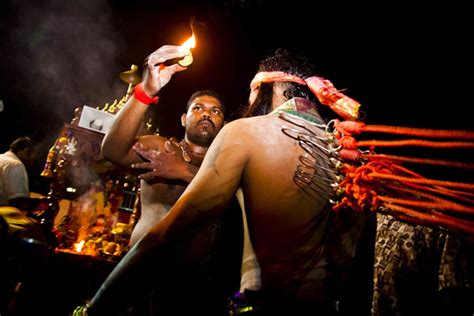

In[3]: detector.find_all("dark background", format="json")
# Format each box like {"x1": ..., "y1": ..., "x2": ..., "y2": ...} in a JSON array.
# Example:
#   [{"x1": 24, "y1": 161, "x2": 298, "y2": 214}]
[
  {"x1": 0, "y1": 0, "x2": 472, "y2": 193},
  {"x1": 0, "y1": 2, "x2": 472, "y2": 315}
]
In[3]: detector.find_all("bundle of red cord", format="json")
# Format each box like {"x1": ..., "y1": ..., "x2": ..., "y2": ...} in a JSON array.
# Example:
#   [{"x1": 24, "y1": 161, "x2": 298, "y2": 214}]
[{"x1": 331, "y1": 120, "x2": 474, "y2": 238}]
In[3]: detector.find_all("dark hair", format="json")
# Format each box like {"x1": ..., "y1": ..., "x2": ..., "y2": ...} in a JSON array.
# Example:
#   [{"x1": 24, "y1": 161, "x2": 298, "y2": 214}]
[
  {"x1": 9, "y1": 136, "x2": 33, "y2": 153},
  {"x1": 186, "y1": 89, "x2": 226, "y2": 116},
  {"x1": 258, "y1": 48, "x2": 316, "y2": 79},
  {"x1": 241, "y1": 49, "x2": 334, "y2": 121}
]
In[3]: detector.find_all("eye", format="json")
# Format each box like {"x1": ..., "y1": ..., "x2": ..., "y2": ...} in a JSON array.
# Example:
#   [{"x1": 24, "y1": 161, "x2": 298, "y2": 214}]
[
  {"x1": 213, "y1": 108, "x2": 222, "y2": 115},
  {"x1": 192, "y1": 105, "x2": 202, "y2": 111}
]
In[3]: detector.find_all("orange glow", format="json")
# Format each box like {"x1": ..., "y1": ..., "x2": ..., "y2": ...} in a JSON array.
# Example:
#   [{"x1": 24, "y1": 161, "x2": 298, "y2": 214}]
[
  {"x1": 74, "y1": 240, "x2": 85, "y2": 252},
  {"x1": 180, "y1": 34, "x2": 196, "y2": 51}
]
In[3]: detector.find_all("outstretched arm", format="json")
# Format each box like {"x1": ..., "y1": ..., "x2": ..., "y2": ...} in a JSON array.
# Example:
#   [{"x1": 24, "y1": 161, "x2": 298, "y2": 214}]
[
  {"x1": 101, "y1": 45, "x2": 187, "y2": 169},
  {"x1": 86, "y1": 121, "x2": 249, "y2": 315}
]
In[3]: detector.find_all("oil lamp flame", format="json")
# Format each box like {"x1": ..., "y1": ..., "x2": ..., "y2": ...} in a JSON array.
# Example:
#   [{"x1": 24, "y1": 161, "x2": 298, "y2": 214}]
[
  {"x1": 176, "y1": 33, "x2": 195, "y2": 67},
  {"x1": 180, "y1": 34, "x2": 196, "y2": 52}
]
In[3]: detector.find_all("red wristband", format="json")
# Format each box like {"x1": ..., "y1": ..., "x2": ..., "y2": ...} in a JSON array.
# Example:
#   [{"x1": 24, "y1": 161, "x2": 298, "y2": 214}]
[{"x1": 134, "y1": 83, "x2": 159, "y2": 105}]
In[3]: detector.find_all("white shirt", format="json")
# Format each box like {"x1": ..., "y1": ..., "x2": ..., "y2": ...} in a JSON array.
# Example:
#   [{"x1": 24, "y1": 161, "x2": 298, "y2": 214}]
[{"x1": 0, "y1": 151, "x2": 29, "y2": 206}]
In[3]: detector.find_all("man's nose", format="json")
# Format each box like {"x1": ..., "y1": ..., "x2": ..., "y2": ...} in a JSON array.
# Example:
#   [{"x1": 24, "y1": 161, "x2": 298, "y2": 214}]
[{"x1": 202, "y1": 110, "x2": 211, "y2": 118}]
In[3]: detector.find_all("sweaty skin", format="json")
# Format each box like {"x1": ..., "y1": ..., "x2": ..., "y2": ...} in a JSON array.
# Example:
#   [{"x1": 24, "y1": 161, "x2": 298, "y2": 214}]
[
  {"x1": 89, "y1": 98, "x2": 337, "y2": 314},
  {"x1": 103, "y1": 99, "x2": 223, "y2": 247},
  {"x1": 129, "y1": 136, "x2": 195, "y2": 246},
  {"x1": 173, "y1": 112, "x2": 335, "y2": 303}
]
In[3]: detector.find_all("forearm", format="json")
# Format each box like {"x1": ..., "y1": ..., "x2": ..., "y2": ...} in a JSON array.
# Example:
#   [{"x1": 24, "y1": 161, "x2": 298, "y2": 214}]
[
  {"x1": 86, "y1": 220, "x2": 203, "y2": 315},
  {"x1": 102, "y1": 45, "x2": 187, "y2": 168},
  {"x1": 87, "y1": 230, "x2": 165, "y2": 315},
  {"x1": 101, "y1": 96, "x2": 150, "y2": 168}
]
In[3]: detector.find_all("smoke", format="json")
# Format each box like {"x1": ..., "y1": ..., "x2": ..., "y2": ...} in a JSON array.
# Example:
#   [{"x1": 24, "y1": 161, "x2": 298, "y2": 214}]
[
  {"x1": 0, "y1": 0, "x2": 131, "y2": 192},
  {"x1": 2, "y1": 0, "x2": 126, "y2": 136}
]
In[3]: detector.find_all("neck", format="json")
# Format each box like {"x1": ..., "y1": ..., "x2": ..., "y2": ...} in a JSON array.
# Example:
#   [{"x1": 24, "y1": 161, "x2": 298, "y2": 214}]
[{"x1": 181, "y1": 139, "x2": 208, "y2": 157}]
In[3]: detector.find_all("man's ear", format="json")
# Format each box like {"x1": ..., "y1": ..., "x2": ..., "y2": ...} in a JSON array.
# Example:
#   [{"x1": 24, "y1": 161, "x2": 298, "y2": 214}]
[{"x1": 181, "y1": 114, "x2": 186, "y2": 127}]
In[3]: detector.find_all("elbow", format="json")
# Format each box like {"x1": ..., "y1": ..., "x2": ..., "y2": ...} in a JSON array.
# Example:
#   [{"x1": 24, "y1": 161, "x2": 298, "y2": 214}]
[
  {"x1": 101, "y1": 139, "x2": 114, "y2": 162},
  {"x1": 101, "y1": 137, "x2": 123, "y2": 167}
]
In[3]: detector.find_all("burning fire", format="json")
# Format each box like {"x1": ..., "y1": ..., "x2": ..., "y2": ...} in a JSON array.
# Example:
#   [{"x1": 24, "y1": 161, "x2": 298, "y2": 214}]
[
  {"x1": 180, "y1": 33, "x2": 196, "y2": 52},
  {"x1": 74, "y1": 240, "x2": 85, "y2": 252},
  {"x1": 176, "y1": 33, "x2": 196, "y2": 67}
]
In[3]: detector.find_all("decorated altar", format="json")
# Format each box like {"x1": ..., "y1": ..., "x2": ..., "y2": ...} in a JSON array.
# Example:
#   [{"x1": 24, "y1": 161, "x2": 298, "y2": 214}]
[{"x1": 40, "y1": 65, "x2": 151, "y2": 259}]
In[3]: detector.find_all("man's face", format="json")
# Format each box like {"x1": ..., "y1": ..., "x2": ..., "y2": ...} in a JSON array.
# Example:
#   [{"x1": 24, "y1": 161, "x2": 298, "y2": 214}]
[{"x1": 182, "y1": 95, "x2": 225, "y2": 147}]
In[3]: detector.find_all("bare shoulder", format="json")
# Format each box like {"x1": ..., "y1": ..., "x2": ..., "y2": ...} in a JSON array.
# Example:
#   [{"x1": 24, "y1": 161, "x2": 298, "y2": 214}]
[
  {"x1": 222, "y1": 116, "x2": 273, "y2": 135},
  {"x1": 225, "y1": 115, "x2": 282, "y2": 137},
  {"x1": 136, "y1": 134, "x2": 168, "y2": 150}
]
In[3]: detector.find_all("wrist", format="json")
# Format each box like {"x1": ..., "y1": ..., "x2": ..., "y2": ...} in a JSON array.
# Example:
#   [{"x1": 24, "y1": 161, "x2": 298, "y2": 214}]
[{"x1": 133, "y1": 83, "x2": 159, "y2": 105}]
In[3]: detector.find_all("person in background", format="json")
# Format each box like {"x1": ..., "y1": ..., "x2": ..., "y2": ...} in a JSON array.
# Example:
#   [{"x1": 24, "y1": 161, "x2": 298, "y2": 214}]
[
  {"x1": 0, "y1": 136, "x2": 40, "y2": 210},
  {"x1": 0, "y1": 136, "x2": 50, "y2": 316}
]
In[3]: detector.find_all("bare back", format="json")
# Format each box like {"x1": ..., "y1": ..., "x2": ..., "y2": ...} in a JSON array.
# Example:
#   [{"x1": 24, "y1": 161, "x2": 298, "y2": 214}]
[
  {"x1": 239, "y1": 114, "x2": 335, "y2": 303},
  {"x1": 170, "y1": 104, "x2": 337, "y2": 304}
]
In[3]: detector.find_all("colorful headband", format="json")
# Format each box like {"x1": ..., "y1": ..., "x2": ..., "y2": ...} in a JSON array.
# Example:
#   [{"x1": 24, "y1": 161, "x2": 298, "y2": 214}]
[{"x1": 249, "y1": 71, "x2": 360, "y2": 120}]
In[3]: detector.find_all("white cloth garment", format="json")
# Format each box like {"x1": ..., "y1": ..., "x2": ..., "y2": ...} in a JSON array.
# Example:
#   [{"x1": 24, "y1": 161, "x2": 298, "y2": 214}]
[
  {"x1": 0, "y1": 151, "x2": 29, "y2": 206},
  {"x1": 236, "y1": 187, "x2": 262, "y2": 292}
]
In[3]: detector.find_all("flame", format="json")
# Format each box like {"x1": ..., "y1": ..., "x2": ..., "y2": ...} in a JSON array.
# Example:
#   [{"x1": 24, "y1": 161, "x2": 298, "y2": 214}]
[
  {"x1": 180, "y1": 34, "x2": 196, "y2": 51},
  {"x1": 74, "y1": 240, "x2": 85, "y2": 252}
]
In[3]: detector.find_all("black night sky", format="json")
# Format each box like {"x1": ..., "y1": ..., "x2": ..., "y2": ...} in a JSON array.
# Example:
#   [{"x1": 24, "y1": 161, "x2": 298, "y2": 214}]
[{"x1": 0, "y1": 0, "x2": 472, "y2": 192}]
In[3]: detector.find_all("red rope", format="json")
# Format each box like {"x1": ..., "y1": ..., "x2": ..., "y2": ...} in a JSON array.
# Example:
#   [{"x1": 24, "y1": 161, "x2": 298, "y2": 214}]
[
  {"x1": 378, "y1": 196, "x2": 474, "y2": 214},
  {"x1": 370, "y1": 172, "x2": 474, "y2": 190},
  {"x1": 366, "y1": 153, "x2": 474, "y2": 169},
  {"x1": 357, "y1": 139, "x2": 474, "y2": 149},
  {"x1": 331, "y1": 119, "x2": 473, "y2": 237},
  {"x1": 384, "y1": 182, "x2": 474, "y2": 206},
  {"x1": 383, "y1": 204, "x2": 474, "y2": 235},
  {"x1": 335, "y1": 120, "x2": 474, "y2": 139}
]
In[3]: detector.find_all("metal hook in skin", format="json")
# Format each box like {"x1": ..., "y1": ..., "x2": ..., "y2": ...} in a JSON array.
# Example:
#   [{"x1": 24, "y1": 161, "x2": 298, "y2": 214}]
[
  {"x1": 299, "y1": 155, "x2": 338, "y2": 175},
  {"x1": 278, "y1": 111, "x2": 327, "y2": 130},
  {"x1": 299, "y1": 139, "x2": 337, "y2": 156},
  {"x1": 282, "y1": 126, "x2": 341, "y2": 155},
  {"x1": 296, "y1": 165, "x2": 335, "y2": 185},
  {"x1": 281, "y1": 127, "x2": 328, "y2": 143},
  {"x1": 294, "y1": 176, "x2": 334, "y2": 198}
]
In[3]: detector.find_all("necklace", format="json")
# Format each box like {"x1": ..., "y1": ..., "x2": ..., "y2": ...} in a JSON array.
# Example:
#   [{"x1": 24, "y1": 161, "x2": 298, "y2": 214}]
[{"x1": 179, "y1": 139, "x2": 205, "y2": 163}]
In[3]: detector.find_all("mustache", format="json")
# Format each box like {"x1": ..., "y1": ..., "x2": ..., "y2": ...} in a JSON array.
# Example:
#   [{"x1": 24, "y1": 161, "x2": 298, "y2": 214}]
[{"x1": 198, "y1": 118, "x2": 215, "y2": 128}]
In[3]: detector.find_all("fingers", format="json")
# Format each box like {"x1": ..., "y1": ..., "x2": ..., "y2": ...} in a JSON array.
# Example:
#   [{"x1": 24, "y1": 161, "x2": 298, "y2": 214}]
[
  {"x1": 142, "y1": 45, "x2": 190, "y2": 95},
  {"x1": 133, "y1": 145, "x2": 160, "y2": 161},
  {"x1": 131, "y1": 162, "x2": 155, "y2": 170},
  {"x1": 167, "y1": 63, "x2": 187, "y2": 74},
  {"x1": 137, "y1": 170, "x2": 158, "y2": 181},
  {"x1": 164, "y1": 140, "x2": 174, "y2": 153},
  {"x1": 164, "y1": 139, "x2": 180, "y2": 153},
  {"x1": 147, "y1": 45, "x2": 186, "y2": 67}
]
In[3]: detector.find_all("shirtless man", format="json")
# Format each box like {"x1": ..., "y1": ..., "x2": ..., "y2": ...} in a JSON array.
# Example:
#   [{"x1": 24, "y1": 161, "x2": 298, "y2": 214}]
[
  {"x1": 101, "y1": 45, "x2": 226, "y2": 247},
  {"x1": 81, "y1": 49, "x2": 363, "y2": 315},
  {"x1": 100, "y1": 45, "x2": 240, "y2": 314}
]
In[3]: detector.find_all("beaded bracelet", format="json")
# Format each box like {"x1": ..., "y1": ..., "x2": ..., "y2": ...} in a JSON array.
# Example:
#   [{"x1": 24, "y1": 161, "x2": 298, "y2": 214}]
[{"x1": 134, "y1": 83, "x2": 159, "y2": 105}]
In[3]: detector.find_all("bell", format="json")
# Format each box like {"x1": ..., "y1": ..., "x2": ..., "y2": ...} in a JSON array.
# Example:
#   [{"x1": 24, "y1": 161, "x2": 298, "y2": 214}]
[{"x1": 120, "y1": 64, "x2": 141, "y2": 85}]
